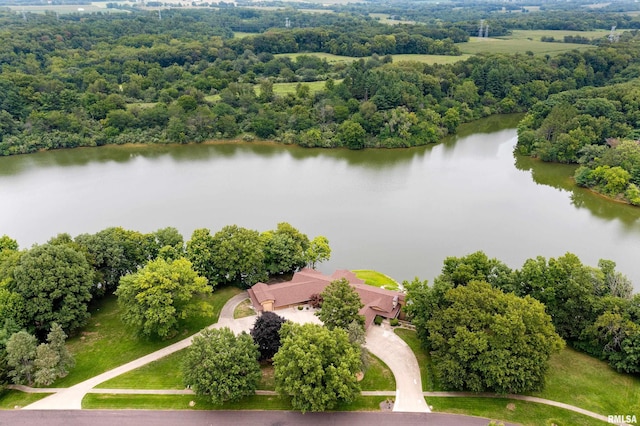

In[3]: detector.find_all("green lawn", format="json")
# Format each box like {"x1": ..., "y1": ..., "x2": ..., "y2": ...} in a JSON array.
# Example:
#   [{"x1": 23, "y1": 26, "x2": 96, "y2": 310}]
[
  {"x1": 429, "y1": 397, "x2": 608, "y2": 426},
  {"x1": 97, "y1": 349, "x2": 186, "y2": 390},
  {"x1": 233, "y1": 299, "x2": 256, "y2": 319},
  {"x1": 459, "y1": 37, "x2": 596, "y2": 56},
  {"x1": 360, "y1": 353, "x2": 396, "y2": 391},
  {"x1": 353, "y1": 270, "x2": 400, "y2": 291},
  {"x1": 398, "y1": 328, "x2": 640, "y2": 418},
  {"x1": 530, "y1": 347, "x2": 640, "y2": 416},
  {"x1": 394, "y1": 328, "x2": 441, "y2": 391},
  {"x1": 83, "y1": 393, "x2": 384, "y2": 411},
  {"x1": 98, "y1": 346, "x2": 394, "y2": 392},
  {"x1": 54, "y1": 286, "x2": 242, "y2": 387},
  {"x1": 0, "y1": 390, "x2": 50, "y2": 409}
]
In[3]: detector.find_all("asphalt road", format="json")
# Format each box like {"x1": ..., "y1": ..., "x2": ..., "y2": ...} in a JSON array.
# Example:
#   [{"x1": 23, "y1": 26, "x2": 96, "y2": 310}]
[{"x1": 0, "y1": 410, "x2": 517, "y2": 426}]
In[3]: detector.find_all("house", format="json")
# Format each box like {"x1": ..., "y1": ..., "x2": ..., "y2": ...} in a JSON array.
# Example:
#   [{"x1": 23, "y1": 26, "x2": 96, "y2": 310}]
[{"x1": 248, "y1": 268, "x2": 405, "y2": 329}]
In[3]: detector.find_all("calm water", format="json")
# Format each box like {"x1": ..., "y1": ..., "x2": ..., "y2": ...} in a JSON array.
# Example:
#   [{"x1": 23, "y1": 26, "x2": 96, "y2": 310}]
[{"x1": 1, "y1": 115, "x2": 639, "y2": 288}]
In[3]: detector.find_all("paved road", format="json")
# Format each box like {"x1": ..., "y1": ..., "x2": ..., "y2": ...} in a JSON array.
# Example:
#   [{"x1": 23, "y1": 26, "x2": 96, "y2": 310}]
[{"x1": 0, "y1": 410, "x2": 517, "y2": 426}]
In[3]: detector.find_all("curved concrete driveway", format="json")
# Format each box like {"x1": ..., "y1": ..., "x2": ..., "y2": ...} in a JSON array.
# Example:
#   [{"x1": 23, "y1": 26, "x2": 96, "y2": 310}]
[
  {"x1": 365, "y1": 324, "x2": 430, "y2": 413},
  {"x1": 24, "y1": 293, "x2": 423, "y2": 412},
  {"x1": 24, "y1": 293, "x2": 252, "y2": 410}
]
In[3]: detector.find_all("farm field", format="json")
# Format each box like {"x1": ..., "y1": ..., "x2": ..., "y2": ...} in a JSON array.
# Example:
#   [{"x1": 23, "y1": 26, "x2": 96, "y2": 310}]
[
  {"x1": 505, "y1": 29, "x2": 614, "y2": 40},
  {"x1": 459, "y1": 36, "x2": 596, "y2": 56},
  {"x1": 6, "y1": 4, "x2": 128, "y2": 14},
  {"x1": 275, "y1": 52, "x2": 470, "y2": 64}
]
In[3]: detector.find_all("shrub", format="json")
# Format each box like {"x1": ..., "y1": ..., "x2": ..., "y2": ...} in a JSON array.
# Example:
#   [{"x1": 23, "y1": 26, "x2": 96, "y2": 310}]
[
  {"x1": 390, "y1": 318, "x2": 399, "y2": 327},
  {"x1": 374, "y1": 316, "x2": 383, "y2": 326}
]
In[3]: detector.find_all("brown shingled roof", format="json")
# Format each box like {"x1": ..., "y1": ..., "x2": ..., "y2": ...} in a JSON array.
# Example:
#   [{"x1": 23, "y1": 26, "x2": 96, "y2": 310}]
[{"x1": 249, "y1": 269, "x2": 404, "y2": 329}]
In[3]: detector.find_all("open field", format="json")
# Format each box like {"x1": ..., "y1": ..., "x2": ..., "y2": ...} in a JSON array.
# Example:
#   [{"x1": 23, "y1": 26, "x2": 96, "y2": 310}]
[
  {"x1": 275, "y1": 52, "x2": 358, "y2": 63},
  {"x1": 369, "y1": 13, "x2": 416, "y2": 25},
  {"x1": 506, "y1": 29, "x2": 613, "y2": 41},
  {"x1": 429, "y1": 397, "x2": 608, "y2": 426},
  {"x1": 392, "y1": 54, "x2": 471, "y2": 64},
  {"x1": 269, "y1": 80, "x2": 329, "y2": 95},
  {"x1": 459, "y1": 37, "x2": 596, "y2": 56},
  {"x1": 6, "y1": 5, "x2": 128, "y2": 14},
  {"x1": 232, "y1": 32, "x2": 257, "y2": 39},
  {"x1": 276, "y1": 52, "x2": 470, "y2": 65},
  {"x1": 352, "y1": 270, "x2": 400, "y2": 291},
  {"x1": 52, "y1": 286, "x2": 242, "y2": 387}
]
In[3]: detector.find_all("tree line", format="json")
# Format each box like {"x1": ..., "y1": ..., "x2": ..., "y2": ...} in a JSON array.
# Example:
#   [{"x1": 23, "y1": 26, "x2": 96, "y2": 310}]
[
  {"x1": 2, "y1": 9, "x2": 640, "y2": 155},
  {"x1": 0, "y1": 223, "x2": 330, "y2": 385},
  {"x1": 517, "y1": 80, "x2": 640, "y2": 206},
  {"x1": 405, "y1": 251, "x2": 639, "y2": 394}
]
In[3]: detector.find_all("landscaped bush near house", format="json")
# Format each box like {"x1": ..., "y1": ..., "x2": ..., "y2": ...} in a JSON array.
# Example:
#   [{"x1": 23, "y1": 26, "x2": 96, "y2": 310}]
[
  {"x1": 390, "y1": 318, "x2": 399, "y2": 327},
  {"x1": 374, "y1": 316, "x2": 383, "y2": 326}
]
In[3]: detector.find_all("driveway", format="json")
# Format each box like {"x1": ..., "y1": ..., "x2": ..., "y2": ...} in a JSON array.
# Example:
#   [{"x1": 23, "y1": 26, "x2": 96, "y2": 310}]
[
  {"x1": 365, "y1": 324, "x2": 430, "y2": 413},
  {"x1": 23, "y1": 294, "x2": 423, "y2": 412}
]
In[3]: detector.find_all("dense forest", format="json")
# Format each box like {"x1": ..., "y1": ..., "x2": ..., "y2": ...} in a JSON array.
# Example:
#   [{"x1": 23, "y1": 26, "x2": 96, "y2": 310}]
[
  {"x1": 2, "y1": 8, "x2": 640, "y2": 155},
  {"x1": 517, "y1": 81, "x2": 640, "y2": 205}
]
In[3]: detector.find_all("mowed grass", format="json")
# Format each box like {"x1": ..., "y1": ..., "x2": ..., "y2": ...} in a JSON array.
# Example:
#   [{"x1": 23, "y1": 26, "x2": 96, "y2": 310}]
[
  {"x1": 276, "y1": 52, "x2": 358, "y2": 63},
  {"x1": 506, "y1": 29, "x2": 613, "y2": 41},
  {"x1": 269, "y1": 80, "x2": 329, "y2": 96},
  {"x1": 360, "y1": 353, "x2": 396, "y2": 391},
  {"x1": 394, "y1": 328, "x2": 441, "y2": 391},
  {"x1": 83, "y1": 393, "x2": 384, "y2": 411},
  {"x1": 398, "y1": 327, "x2": 640, "y2": 418},
  {"x1": 98, "y1": 346, "x2": 394, "y2": 391},
  {"x1": 204, "y1": 80, "x2": 334, "y2": 104},
  {"x1": 97, "y1": 349, "x2": 187, "y2": 390},
  {"x1": 276, "y1": 52, "x2": 469, "y2": 65},
  {"x1": 0, "y1": 390, "x2": 50, "y2": 409},
  {"x1": 233, "y1": 299, "x2": 256, "y2": 319},
  {"x1": 391, "y1": 54, "x2": 471, "y2": 64},
  {"x1": 531, "y1": 347, "x2": 640, "y2": 415},
  {"x1": 429, "y1": 397, "x2": 608, "y2": 426},
  {"x1": 459, "y1": 37, "x2": 596, "y2": 56},
  {"x1": 53, "y1": 286, "x2": 242, "y2": 387},
  {"x1": 352, "y1": 269, "x2": 400, "y2": 291}
]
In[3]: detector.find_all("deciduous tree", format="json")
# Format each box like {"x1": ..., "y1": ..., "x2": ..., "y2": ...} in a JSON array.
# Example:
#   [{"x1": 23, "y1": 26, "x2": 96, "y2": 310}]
[
  {"x1": 116, "y1": 258, "x2": 211, "y2": 338},
  {"x1": 305, "y1": 236, "x2": 331, "y2": 269},
  {"x1": 10, "y1": 244, "x2": 93, "y2": 336},
  {"x1": 250, "y1": 311, "x2": 287, "y2": 361},
  {"x1": 427, "y1": 281, "x2": 564, "y2": 394},
  {"x1": 316, "y1": 278, "x2": 363, "y2": 330},
  {"x1": 182, "y1": 327, "x2": 261, "y2": 405},
  {"x1": 273, "y1": 323, "x2": 361, "y2": 412}
]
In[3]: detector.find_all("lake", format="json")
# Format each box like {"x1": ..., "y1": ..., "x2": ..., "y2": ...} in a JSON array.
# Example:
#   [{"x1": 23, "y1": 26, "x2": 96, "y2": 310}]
[{"x1": 1, "y1": 114, "x2": 639, "y2": 289}]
